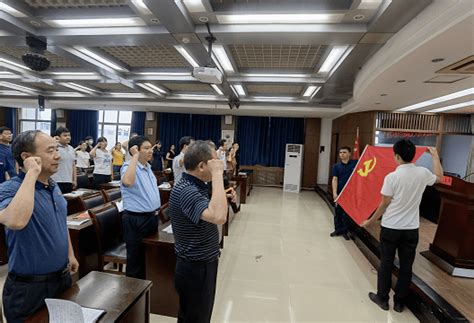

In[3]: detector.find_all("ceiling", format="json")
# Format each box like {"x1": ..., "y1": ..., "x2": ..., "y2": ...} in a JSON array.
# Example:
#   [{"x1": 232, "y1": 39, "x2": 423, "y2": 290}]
[{"x1": 0, "y1": 0, "x2": 471, "y2": 117}]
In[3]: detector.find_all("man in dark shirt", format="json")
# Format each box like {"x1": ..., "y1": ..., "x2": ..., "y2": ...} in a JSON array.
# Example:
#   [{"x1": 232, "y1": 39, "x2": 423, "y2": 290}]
[
  {"x1": 331, "y1": 146, "x2": 358, "y2": 240},
  {"x1": 0, "y1": 126, "x2": 17, "y2": 183},
  {"x1": 169, "y1": 140, "x2": 230, "y2": 323},
  {"x1": 0, "y1": 130, "x2": 79, "y2": 322}
]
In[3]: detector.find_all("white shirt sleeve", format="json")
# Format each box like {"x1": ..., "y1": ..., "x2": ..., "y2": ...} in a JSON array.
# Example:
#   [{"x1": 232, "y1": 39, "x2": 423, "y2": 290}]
[
  {"x1": 380, "y1": 174, "x2": 394, "y2": 197},
  {"x1": 424, "y1": 168, "x2": 438, "y2": 186}
]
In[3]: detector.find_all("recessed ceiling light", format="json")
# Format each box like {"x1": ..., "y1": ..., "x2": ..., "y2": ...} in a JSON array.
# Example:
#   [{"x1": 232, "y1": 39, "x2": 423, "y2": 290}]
[
  {"x1": 425, "y1": 100, "x2": 474, "y2": 113},
  {"x1": 358, "y1": 0, "x2": 383, "y2": 10},
  {"x1": 231, "y1": 84, "x2": 246, "y2": 97},
  {"x1": 138, "y1": 72, "x2": 191, "y2": 76},
  {"x1": 318, "y1": 46, "x2": 349, "y2": 74},
  {"x1": 0, "y1": 57, "x2": 31, "y2": 70},
  {"x1": 150, "y1": 18, "x2": 160, "y2": 24},
  {"x1": 174, "y1": 45, "x2": 200, "y2": 68},
  {"x1": 183, "y1": 0, "x2": 207, "y2": 13},
  {"x1": 0, "y1": 3, "x2": 27, "y2": 18},
  {"x1": 61, "y1": 82, "x2": 98, "y2": 94},
  {"x1": 431, "y1": 58, "x2": 445, "y2": 63},
  {"x1": 137, "y1": 83, "x2": 166, "y2": 96},
  {"x1": 397, "y1": 80, "x2": 406, "y2": 83},
  {"x1": 131, "y1": 0, "x2": 153, "y2": 14},
  {"x1": 242, "y1": 73, "x2": 309, "y2": 78},
  {"x1": 216, "y1": 13, "x2": 344, "y2": 24},
  {"x1": 199, "y1": 17, "x2": 209, "y2": 23},
  {"x1": 108, "y1": 92, "x2": 149, "y2": 98},
  {"x1": 0, "y1": 81, "x2": 38, "y2": 93},
  {"x1": 353, "y1": 15, "x2": 365, "y2": 21},
  {"x1": 211, "y1": 84, "x2": 224, "y2": 95},
  {"x1": 30, "y1": 21, "x2": 41, "y2": 27},
  {"x1": 45, "y1": 17, "x2": 146, "y2": 28},
  {"x1": 302, "y1": 85, "x2": 320, "y2": 98},
  {"x1": 397, "y1": 87, "x2": 474, "y2": 112},
  {"x1": 212, "y1": 45, "x2": 235, "y2": 73},
  {"x1": 72, "y1": 47, "x2": 128, "y2": 72}
]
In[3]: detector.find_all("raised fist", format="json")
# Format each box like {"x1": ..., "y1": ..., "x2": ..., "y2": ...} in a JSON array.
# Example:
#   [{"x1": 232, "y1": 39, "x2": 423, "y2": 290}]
[{"x1": 23, "y1": 156, "x2": 42, "y2": 174}]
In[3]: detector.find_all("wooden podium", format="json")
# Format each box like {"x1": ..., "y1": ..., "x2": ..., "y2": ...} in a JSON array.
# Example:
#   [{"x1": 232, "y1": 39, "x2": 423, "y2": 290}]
[{"x1": 424, "y1": 176, "x2": 474, "y2": 277}]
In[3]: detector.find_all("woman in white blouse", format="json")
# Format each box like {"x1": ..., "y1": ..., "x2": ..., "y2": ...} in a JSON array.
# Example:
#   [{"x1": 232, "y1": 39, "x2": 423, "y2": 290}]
[
  {"x1": 90, "y1": 137, "x2": 113, "y2": 189},
  {"x1": 75, "y1": 141, "x2": 90, "y2": 172}
]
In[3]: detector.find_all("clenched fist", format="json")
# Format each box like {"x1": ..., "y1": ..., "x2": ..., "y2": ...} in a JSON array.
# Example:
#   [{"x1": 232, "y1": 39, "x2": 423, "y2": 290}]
[
  {"x1": 207, "y1": 159, "x2": 224, "y2": 175},
  {"x1": 130, "y1": 145, "x2": 139, "y2": 157},
  {"x1": 23, "y1": 157, "x2": 42, "y2": 175}
]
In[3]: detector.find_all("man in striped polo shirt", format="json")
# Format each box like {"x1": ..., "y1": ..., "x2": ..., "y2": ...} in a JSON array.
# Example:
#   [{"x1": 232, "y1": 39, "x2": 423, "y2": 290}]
[{"x1": 169, "y1": 140, "x2": 228, "y2": 323}]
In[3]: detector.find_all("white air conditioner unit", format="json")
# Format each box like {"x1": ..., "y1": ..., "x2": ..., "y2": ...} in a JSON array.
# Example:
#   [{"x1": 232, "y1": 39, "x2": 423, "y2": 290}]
[{"x1": 283, "y1": 144, "x2": 304, "y2": 193}]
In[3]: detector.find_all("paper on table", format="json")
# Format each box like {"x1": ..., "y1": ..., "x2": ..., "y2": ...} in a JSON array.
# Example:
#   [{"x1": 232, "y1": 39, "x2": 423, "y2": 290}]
[
  {"x1": 63, "y1": 191, "x2": 86, "y2": 198},
  {"x1": 158, "y1": 182, "x2": 171, "y2": 189},
  {"x1": 162, "y1": 224, "x2": 173, "y2": 234},
  {"x1": 67, "y1": 219, "x2": 90, "y2": 226},
  {"x1": 45, "y1": 298, "x2": 105, "y2": 323},
  {"x1": 115, "y1": 200, "x2": 124, "y2": 212}
]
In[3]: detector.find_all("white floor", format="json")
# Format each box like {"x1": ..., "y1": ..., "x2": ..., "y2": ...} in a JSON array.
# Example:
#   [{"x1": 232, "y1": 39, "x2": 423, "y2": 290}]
[{"x1": 0, "y1": 187, "x2": 419, "y2": 322}]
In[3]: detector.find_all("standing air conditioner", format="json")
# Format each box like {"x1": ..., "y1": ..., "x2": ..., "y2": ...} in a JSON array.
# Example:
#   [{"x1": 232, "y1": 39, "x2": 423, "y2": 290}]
[{"x1": 283, "y1": 144, "x2": 304, "y2": 193}]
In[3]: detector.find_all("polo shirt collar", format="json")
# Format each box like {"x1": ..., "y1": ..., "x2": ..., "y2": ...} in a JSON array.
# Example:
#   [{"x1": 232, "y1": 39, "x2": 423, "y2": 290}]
[
  {"x1": 182, "y1": 173, "x2": 207, "y2": 190},
  {"x1": 137, "y1": 160, "x2": 150, "y2": 170},
  {"x1": 18, "y1": 171, "x2": 56, "y2": 190},
  {"x1": 397, "y1": 163, "x2": 415, "y2": 169}
]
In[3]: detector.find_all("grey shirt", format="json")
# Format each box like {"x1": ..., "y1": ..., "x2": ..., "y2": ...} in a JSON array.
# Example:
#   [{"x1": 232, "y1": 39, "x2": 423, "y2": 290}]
[
  {"x1": 172, "y1": 152, "x2": 185, "y2": 184},
  {"x1": 52, "y1": 144, "x2": 75, "y2": 183}
]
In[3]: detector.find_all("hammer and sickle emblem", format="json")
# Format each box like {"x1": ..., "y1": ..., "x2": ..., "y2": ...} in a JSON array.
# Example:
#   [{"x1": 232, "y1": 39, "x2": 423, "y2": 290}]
[{"x1": 357, "y1": 158, "x2": 377, "y2": 177}]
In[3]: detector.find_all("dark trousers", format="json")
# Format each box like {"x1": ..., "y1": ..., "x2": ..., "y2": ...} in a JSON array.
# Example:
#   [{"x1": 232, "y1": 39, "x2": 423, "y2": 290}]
[
  {"x1": 377, "y1": 226, "x2": 419, "y2": 304},
  {"x1": 2, "y1": 272, "x2": 71, "y2": 322},
  {"x1": 122, "y1": 211, "x2": 158, "y2": 279},
  {"x1": 175, "y1": 257, "x2": 219, "y2": 323},
  {"x1": 113, "y1": 165, "x2": 122, "y2": 180},
  {"x1": 92, "y1": 174, "x2": 111, "y2": 189},
  {"x1": 57, "y1": 182, "x2": 73, "y2": 194},
  {"x1": 334, "y1": 204, "x2": 351, "y2": 234}
]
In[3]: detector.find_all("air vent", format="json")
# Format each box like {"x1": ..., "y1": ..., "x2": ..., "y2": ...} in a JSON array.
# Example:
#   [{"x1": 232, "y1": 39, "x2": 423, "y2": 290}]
[
  {"x1": 284, "y1": 183, "x2": 298, "y2": 192},
  {"x1": 425, "y1": 75, "x2": 468, "y2": 84},
  {"x1": 436, "y1": 55, "x2": 474, "y2": 75},
  {"x1": 287, "y1": 144, "x2": 301, "y2": 153}
]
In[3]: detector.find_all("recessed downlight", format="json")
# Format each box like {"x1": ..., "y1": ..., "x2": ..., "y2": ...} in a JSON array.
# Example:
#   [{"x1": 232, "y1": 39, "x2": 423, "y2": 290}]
[
  {"x1": 397, "y1": 80, "x2": 406, "y2": 83},
  {"x1": 431, "y1": 58, "x2": 445, "y2": 63},
  {"x1": 353, "y1": 15, "x2": 365, "y2": 21}
]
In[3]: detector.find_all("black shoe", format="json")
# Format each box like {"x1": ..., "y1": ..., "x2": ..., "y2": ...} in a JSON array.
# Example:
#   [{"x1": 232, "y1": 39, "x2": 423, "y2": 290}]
[
  {"x1": 330, "y1": 231, "x2": 339, "y2": 237},
  {"x1": 394, "y1": 302, "x2": 404, "y2": 313},
  {"x1": 368, "y1": 292, "x2": 389, "y2": 311},
  {"x1": 342, "y1": 233, "x2": 350, "y2": 241}
]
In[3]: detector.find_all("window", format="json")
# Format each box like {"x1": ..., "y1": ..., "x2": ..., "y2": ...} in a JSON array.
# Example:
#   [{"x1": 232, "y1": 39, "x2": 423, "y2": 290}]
[
  {"x1": 19, "y1": 108, "x2": 52, "y2": 134},
  {"x1": 97, "y1": 110, "x2": 132, "y2": 147}
]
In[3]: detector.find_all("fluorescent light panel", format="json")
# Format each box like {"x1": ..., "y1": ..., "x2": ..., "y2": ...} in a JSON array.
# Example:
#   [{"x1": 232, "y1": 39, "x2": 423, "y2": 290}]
[
  {"x1": 0, "y1": 3, "x2": 27, "y2": 18},
  {"x1": 61, "y1": 82, "x2": 97, "y2": 93},
  {"x1": 0, "y1": 58, "x2": 30, "y2": 70},
  {"x1": 174, "y1": 46, "x2": 199, "y2": 68},
  {"x1": 398, "y1": 88, "x2": 474, "y2": 112},
  {"x1": 231, "y1": 84, "x2": 246, "y2": 97},
  {"x1": 137, "y1": 83, "x2": 165, "y2": 96},
  {"x1": 0, "y1": 81, "x2": 37, "y2": 92},
  {"x1": 212, "y1": 45, "x2": 234, "y2": 73},
  {"x1": 73, "y1": 47, "x2": 128, "y2": 72},
  {"x1": 131, "y1": 0, "x2": 153, "y2": 14},
  {"x1": 183, "y1": 0, "x2": 206, "y2": 13},
  {"x1": 216, "y1": 13, "x2": 344, "y2": 24},
  {"x1": 242, "y1": 73, "x2": 309, "y2": 78},
  {"x1": 303, "y1": 85, "x2": 320, "y2": 97},
  {"x1": 425, "y1": 100, "x2": 474, "y2": 113},
  {"x1": 50, "y1": 72, "x2": 97, "y2": 76},
  {"x1": 138, "y1": 72, "x2": 191, "y2": 76},
  {"x1": 358, "y1": 0, "x2": 383, "y2": 10},
  {"x1": 45, "y1": 17, "x2": 146, "y2": 28},
  {"x1": 211, "y1": 84, "x2": 224, "y2": 95},
  {"x1": 50, "y1": 92, "x2": 85, "y2": 97},
  {"x1": 0, "y1": 90, "x2": 27, "y2": 96},
  {"x1": 108, "y1": 92, "x2": 148, "y2": 98},
  {"x1": 174, "y1": 94, "x2": 218, "y2": 100},
  {"x1": 318, "y1": 46, "x2": 348, "y2": 73}
]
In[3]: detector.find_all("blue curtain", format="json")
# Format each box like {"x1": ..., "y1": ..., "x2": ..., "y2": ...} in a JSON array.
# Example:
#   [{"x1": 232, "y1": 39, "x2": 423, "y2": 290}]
[
  {"x1": 5, "y1": 107, "x2": 17, "y2": 136},
  {"x1": 236, "y1": 116, "x2": 270, "y2": 166},
  {"x1": 236, "y1": 116, "x2": 304, "y2": 167},
  {"x1": 267, "y1": 117, "x2": 305, "y2": 167},
  {"x1": 159, "y1": 113, "x2": 192, "y2": 153},
  {"x1": 131, "y1": 111, "x2": 146, "y2": 136},
  {"x1": 67, "y1": 110, "x2": 99, "y2": 147},
  {"x1": 189, "y1": 114, "x2": 221, "y2": 144}
]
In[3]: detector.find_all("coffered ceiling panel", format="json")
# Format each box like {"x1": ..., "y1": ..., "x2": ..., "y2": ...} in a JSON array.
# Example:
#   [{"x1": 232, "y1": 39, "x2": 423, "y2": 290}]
[
  {"x1": 0, "y1": 47, "x2": 81, "y2": 68},
  {"x1": 99, "y1": 46, "x2": 191, "y2": 68},
  {"x1": 23, "y1": 0, "x2": 128, "y2": 9},
  {"x1": 230, "y1": 44, "x2": 328, "y2": 69},
  {"x1": 246, "y1": 84, "x2": 303, "y2": 95},
  {"x1": 162, "y1": 82, "x2": 213, "y2": 93}
]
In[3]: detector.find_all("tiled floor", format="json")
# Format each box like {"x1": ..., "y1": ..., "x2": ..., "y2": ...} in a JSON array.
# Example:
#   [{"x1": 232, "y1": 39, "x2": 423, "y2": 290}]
[{"x1": 1, "y1": 187, "x2": 419, "y2": 322}]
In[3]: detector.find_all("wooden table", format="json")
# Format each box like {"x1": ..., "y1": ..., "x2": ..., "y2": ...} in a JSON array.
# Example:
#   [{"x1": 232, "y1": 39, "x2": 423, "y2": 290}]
[
  {"x1": 233, "y1": 173, "x2": 253, "y2": 204},
  {"x1": 64, "y1": 189, "x2": 99, "y2": 215},
  {"x1": 26, "y1": 271, "x2": 152, "y2": 323}
]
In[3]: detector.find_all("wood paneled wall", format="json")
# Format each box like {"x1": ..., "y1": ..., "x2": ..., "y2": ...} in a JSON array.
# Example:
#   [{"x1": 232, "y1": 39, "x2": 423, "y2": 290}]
[{"x1": 302, "y1": 118, "x2": 321, "y2": 189}]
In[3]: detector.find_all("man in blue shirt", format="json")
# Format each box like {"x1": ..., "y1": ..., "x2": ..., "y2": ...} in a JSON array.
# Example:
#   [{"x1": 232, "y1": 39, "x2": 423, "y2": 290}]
[
  {"x1": 121, "y1": 135, "x2": 161, "y2": 279},
  {"x1": 169, "y1": 140, "x2": 231, "y2": 323},
  {"x1": 0, "y1": 126, "x2": 17, "y2": 183},
  {"x1": 0, "y1": 130, "x2": 79, "y2": 322},
  {"x1": 331, "y1": 146, "x2": 358, "y2": 240}
]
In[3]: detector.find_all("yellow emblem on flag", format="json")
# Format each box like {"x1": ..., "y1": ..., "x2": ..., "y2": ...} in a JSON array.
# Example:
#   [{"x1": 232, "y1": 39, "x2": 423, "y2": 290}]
[{"x1": 357, "y1": 157, "x2": 377, "y2": 177}]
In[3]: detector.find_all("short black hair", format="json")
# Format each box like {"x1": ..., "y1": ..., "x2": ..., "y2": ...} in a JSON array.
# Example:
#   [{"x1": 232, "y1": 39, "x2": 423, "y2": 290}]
[
  {"x1": 393, "y1": 139, "x2": 416, "y2": 162},
  {"x1": 78, "y1": 140, "x2": 85, "y2": 145},
  {"x1": 219, "y1": 139, "x2": 226, "y2": 147},
  {"x1": 97, "y1": 136, "x2": 107, "y2": 143},
  {"x1": 128, "y1": 135, "x2": 151, "y2": 151},
  {"x1": 184, "y1": 140, "x2": 215, "y2": 171},
  {"x1": 0, "y1": 126, "x2": 12, "y2": 135},
  {"x1": 339, "y1": 146, "x2": 351, "y2": 152},
  {"x1": 84, "y1": 136, "x2": 93, "y2": 140},
  {"x1": 54, "y1": 126, "x2": 70, "y2": 137},
  {"x1": 179, "y1": 136, "x2": 193, "y2": 150},
  {"x1": 12, "y1": 130, "x2": 42, "y2": 167}
]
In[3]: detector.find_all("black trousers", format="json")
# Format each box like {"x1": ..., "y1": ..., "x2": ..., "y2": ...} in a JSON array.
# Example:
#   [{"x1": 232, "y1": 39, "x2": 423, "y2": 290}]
[
  {"x1": 2, "y1": 272, "x2": 71, "y2": 322},
  {"x1": 377, "y1": 226, "x2": 419, "y2": 304},
  {"x1": 122, "y1": 211, "x2": 158, "y2": 279},
  {"x1": 334, "y1": 204, "x2": 351, "y2": 234},
  {"x1": 175, "y1": 257, "x2": 219, "y2": 323},
  {"x1": 92, "y1": 174, "x2": 111, "y2": 189},
  {"x1": 57, "y1": 182, "x2": 73, "y2": 194}
]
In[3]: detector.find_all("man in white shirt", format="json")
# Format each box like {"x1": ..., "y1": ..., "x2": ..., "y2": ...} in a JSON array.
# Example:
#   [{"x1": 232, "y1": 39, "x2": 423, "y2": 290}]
[
  {"x1": 173, "y1": 136, "x2": 193, "y2": 184},
  {"x1": 362, "y1": 140, "x2": 442, "y2": 313},
  {"x1": 216, "y1": 139, "x2": 228, "y2": 172},
  {"x1": 51, "y1": 127, "x2": 76, "y2": 193}
]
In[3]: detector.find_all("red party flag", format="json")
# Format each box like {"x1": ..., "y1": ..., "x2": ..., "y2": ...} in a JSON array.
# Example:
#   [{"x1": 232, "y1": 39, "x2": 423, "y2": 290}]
[{"x1": 335, "y1": 145, "x2": 427, "y2": 225}]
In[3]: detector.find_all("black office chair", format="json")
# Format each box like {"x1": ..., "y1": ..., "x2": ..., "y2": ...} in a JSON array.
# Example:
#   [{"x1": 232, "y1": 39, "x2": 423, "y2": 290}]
[
  {"x1": 76, "y1": 173, "x2": 90, "y2": 189},
  {"x1": 81, "y1": 193, "x2": 106, "y2": 210},
  {"x1": 89, "y1": 204, "x2": 126, "y2": 274},
  {"x1": 102, "y1": 188, "x2": 121, "y2": 202}
]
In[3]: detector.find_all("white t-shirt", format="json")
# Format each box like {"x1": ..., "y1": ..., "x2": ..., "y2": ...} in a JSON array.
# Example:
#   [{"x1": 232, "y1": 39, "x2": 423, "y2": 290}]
[
  {"x1": 76, "y1": 150, "x2": 90, "y2": 168},
  {"x1": 93, "y1": 149, "x2": 112, "y2": 175},
  {"x1": 172, "y1": 152, "x2": 185, "y2": 184},
  {"x1": 51, "y1": 144, "x2": 75, "y2": 183},
  {"x1": 217, "y1": 148, "x2": 227, "y2": 171},
  {"x1": 381, "y1": 163, "x2": 437, "y2": 230}
]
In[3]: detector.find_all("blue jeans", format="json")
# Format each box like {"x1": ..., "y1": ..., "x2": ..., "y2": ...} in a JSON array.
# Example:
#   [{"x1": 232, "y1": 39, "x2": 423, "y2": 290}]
[{"x1": 334, "y1": 204, "x2": 350, "y2": 234}]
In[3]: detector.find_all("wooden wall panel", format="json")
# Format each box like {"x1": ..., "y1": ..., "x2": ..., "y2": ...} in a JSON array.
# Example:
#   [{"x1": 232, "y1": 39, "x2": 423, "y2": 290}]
[{"x1": 303, "y1": 118, "x2": 321, "y2": 189}]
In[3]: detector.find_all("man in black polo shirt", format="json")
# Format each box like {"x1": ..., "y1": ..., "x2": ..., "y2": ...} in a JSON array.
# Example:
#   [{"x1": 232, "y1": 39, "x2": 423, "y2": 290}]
[
  {"x1": 169, "y1": 140, "x2": 228, "y2": 323},
  {"x1": 331, "y1": 146, "x2": 358, "y2": 240}
]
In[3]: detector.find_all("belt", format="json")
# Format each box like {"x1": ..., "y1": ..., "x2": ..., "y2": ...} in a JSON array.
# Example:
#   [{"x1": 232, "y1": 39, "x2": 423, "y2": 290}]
[
  {"x1": 124, "y1": 210, "x2": 157, "y2": 216},
  {"x1": 8, "y1": 268, "x2": 69, "y2": 283},
  {"x1": 177, "y1": 255, "x2": 219, "y2": 266}
]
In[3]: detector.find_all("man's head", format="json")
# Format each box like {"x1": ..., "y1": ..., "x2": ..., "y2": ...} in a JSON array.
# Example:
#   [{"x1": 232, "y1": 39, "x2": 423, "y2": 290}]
[
  {"x1": 184, "y1": 140, "x2": 217, "y2": 182},
  {"x1": 12, "y1": 130, "x2": 60, "y2": 176},
  {"x1": 179, "y1": 136, "x2": 193, "y2": 153},
  {"x1": 218, "y1": 139, "x2": 227, "y2": 150},
  {"x1": 97, "y1": 137, "x2": 108, "y2": 149},
  {"x1": 338, "y1": 146, "x2": 351, "y2": 162},
  {"x1": 54, "y1": 126, "x2": 71, "y2": 145},
  {"x1": 393, "y1": 139, "x2": 416, "y2": 164},
  {"x1": 129, "y1": 135, "x2": 153, "y2": 162},
  {"x1": 0, "y1": 126, "x2": 13, "y2": 144}
]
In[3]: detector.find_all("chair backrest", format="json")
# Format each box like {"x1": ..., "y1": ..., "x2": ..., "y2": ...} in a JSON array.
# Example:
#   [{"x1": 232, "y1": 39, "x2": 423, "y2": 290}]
[
  {"x1": 82, "y1": 192, "x2": 106, "y2": 210},
  {"x1": 89, "y1": 204, "x2": 122, "y2": 254},
  {"x1": 103, "y1": 188, "x2": 121, "y2": 202},
  {"x1": 76, "y1": 173, "x2": 89, "y2": 189},
  {"x1": 158, "y1": 203, "x2": 170, "y2": 223}
]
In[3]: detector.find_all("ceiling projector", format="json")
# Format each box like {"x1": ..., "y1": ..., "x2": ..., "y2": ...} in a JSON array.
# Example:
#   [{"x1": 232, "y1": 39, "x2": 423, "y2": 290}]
[{"x1": 192, "y1": 67, "x2": 223, "y2": 84}]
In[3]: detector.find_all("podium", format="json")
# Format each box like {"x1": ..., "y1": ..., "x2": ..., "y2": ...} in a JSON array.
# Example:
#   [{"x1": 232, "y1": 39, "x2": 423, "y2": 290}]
[{"x1": 423, "y1": 177, "x2": 474, "y2": 278}]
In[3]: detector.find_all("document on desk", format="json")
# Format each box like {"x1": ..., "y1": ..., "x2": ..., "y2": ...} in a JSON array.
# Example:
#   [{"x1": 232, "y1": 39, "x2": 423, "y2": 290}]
[
  {"x1": 45, "y1": 298, "x2": 105, "y2": 323},
  {"x1": 162, "y1": 224, "x2": 173, "y2": 234},
  {"x1": 115, "y1": 199, "x2": 124, "y2": 212},
  {"x1": 63, "y1": 191, "x2": 86, "y2": 198}
]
